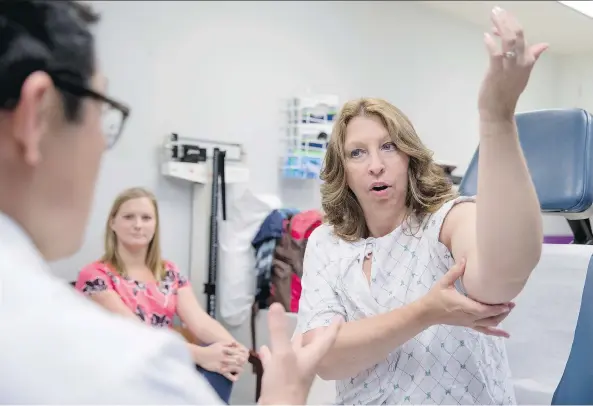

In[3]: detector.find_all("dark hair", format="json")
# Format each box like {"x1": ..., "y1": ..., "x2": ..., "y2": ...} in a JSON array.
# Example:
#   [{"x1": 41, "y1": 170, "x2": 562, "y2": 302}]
[{"x1": 0, "y1": 1, "x2": 99, "y2": 121}]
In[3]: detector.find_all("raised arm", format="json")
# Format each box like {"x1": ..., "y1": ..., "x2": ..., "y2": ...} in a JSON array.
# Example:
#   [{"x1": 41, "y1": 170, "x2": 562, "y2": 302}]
[{"x1": 440, "y1": 8, "x2": 546, "y2": 305}]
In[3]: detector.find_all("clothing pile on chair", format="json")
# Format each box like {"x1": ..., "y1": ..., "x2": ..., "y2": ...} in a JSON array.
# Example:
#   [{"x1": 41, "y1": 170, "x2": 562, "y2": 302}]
[
  {"x1": 248, "y1": 208, "x2": 323, "y2": 402},
  {"x1": 251, "y1": 208, "x2": 322, "y2": 313}
]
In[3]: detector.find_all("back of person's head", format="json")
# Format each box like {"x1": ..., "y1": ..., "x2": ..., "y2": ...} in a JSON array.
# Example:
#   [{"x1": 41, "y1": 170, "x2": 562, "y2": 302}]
[
  {"x1": 320, "y1": 98, "x2": 456, "y2": 241},
  {"x1": 0, "y1": 1, "x2": 99, "y2": 119},
  {"x1": 102, "y1": 187, "x2": 165, "y2": 281},
  {"x1": 0, "y1": 2, "x2": 129, "y2": 261}
]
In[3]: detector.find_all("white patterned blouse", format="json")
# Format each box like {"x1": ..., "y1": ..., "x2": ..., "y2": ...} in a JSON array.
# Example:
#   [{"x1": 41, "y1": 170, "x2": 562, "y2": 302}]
[{"x1": 296, "y1": 196, "x2": 515, "y2": 405}]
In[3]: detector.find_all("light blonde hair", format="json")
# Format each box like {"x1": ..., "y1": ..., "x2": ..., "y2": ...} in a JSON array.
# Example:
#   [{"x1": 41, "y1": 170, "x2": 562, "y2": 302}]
[
  {"x1": 101, "y1": 187, "x2": 165, "y2": 281},
  {"x1": 321, "y1": 98, "x2": 457, "y2": 241}
]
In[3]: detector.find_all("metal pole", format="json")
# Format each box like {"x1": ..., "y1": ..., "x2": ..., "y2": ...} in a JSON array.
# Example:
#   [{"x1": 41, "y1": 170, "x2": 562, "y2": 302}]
[{"x1": 205, "y1": 148, "x2": 220, "y2": 317}]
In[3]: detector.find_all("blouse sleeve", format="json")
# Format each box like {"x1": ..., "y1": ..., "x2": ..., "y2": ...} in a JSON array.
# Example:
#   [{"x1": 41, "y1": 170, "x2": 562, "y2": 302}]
[
  {"x1": 163, "y1": 261, "x2": 190, "y2": 289},
  {"x1": 177, "y1": 273, "x2": 189, "y2": 289},
  {"x1": 75, "y1": 262, "x2": 115, "y2": 296},
  {"x1": 296, "y1": 225, "x2": 347, "y2": 334},
  {"x1": 424, "y1": 195, "x2": 477, "y2": 295}
]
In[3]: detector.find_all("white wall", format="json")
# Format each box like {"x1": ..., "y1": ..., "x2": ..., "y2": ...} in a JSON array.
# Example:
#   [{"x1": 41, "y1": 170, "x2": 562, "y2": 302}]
[
  {"x1": 557, "y1": 54, "x2": 593, "y2": 110},
  {"x1": 50, "y1": 0, "x2": 562, "y2": 280},
  {"x1": 48, "y1": 1, "x2": 570, "y2": 402}
]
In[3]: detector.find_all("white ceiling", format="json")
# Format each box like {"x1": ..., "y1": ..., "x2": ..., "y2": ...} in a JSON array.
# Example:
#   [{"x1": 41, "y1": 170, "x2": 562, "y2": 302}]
[{"x1": 421, "y1": 1, "x2": 593, "y2": 55}]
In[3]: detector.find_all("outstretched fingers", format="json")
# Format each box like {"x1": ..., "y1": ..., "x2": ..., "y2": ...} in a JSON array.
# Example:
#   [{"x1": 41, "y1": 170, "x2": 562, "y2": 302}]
[
  {"x1": 529, "y1": 43, "x2": 549, "y2": 61},
  {"x1": 259, "y1": 345, "x2": 272, "y2": 369},
  {"x1": 267, "y1": 303, "x2": 292, "y2": 355},
  {"x1": 487, "y1": 7, "x2": 548, "y2": 65},
  {"x1": 490, "y1": 6, "x2": 520, "y2": 55}
]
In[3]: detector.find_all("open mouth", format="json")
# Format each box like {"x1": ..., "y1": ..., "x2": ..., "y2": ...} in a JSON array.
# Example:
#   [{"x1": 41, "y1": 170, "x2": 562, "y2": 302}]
[{"x1": 370, "y1": 183, "x2": 390, "y2": 192}]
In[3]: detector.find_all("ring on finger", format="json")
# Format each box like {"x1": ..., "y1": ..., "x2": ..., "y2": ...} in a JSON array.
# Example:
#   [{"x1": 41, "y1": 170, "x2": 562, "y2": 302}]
[{"x1": 504, "y1": 50, "x2": 517, "y2": 59}]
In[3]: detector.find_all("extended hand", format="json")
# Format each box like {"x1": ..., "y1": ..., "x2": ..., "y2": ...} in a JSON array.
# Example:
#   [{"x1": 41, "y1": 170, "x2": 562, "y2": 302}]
[
  {"x1": 478, "y1": 7, "x2": 548, "y2": 121},
  {"x1": 258, "y1": 303, "x2": 342, "y2": 405},
  {"x1": 425, "y1": 258, "x2": 514, "y2": 338}
]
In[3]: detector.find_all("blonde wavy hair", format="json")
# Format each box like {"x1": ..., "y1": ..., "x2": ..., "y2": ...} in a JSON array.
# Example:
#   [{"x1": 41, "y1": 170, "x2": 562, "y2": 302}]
[
  {"x1": 321, "y1": 98, "x2": 458, "y2": 241},
  {"x1": 101, "y1": 187, "x2": 166, "y2": 281}
]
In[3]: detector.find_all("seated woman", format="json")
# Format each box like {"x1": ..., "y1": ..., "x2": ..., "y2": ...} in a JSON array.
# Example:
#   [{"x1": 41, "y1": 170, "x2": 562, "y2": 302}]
[
  {"x1": 297, "y1": 8, "x2": 545, "y2": 406},
  {"x1": 75, "y1": 187, "x2": 248, "y2": 394}
]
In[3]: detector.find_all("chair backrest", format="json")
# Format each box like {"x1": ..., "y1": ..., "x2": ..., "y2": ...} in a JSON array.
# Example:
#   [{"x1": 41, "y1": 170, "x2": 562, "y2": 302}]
[
  {"x1": 551, "y1": 253, "x2": 593, "y2": 405},
  {"x1": 460, "y1": 108, "x2": 593, "y2": 219}
]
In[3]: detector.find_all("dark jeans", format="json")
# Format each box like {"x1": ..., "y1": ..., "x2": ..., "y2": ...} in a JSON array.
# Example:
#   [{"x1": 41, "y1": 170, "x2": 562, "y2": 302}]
[{"x1": 195, "y1": 364, "x2": 233, "y2": 404}]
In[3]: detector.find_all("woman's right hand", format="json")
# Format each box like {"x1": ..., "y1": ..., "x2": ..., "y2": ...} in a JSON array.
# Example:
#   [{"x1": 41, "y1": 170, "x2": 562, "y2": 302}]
[
  {"x1": 192, "y1": 342, "x2": 244, "y2": 382},
  {"x1": 423, "y1": 258, "x2": 515, "y2": 337}
]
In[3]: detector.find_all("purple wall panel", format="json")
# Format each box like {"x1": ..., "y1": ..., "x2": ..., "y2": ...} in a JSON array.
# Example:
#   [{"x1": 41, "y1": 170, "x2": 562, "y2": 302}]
[{"x1": 543, "y1": 235, "x2": 573, "y2": 244}]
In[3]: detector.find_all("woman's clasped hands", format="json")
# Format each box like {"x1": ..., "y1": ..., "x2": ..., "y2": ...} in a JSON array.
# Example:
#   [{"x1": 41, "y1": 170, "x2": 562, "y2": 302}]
[{"x1": 192, "y1": 341, "x2": 249, "y2": 382}]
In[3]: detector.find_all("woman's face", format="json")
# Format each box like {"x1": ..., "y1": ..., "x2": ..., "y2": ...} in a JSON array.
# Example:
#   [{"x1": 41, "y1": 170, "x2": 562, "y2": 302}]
[
  {"x1": 110, "y1": 197, "x2": 157, "y2": 249},
  {"x1": 343, "y1": 115, "x2": 409, "y2": 212}
]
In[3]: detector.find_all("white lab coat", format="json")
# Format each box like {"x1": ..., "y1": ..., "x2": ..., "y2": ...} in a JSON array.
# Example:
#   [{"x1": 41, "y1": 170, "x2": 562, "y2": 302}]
[{"x1": 0, "y1": 212, "x2": 223, "y2": 404}]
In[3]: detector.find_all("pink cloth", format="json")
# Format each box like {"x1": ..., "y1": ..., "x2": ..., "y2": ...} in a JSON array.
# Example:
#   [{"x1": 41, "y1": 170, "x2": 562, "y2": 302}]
[
  {"x1": 75, "y1": 260, "x2": 190, "y2": 328},
  {"x1": 290, "y1": 273, "x2": 301, "y2": 313}
]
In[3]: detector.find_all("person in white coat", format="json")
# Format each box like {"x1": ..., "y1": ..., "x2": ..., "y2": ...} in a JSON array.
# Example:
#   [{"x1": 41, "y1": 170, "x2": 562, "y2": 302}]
[{"x1": 0, "y1": 1, "x2": 340, "y2": 404}]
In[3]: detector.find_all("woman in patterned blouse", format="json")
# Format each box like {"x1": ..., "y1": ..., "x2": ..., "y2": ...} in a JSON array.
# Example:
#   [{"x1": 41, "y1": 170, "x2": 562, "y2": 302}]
[
  {"x1": 76, "y1": 187, "x2": 248, "y2": 383},
  {"x1": 296, "y1": 8, "x2": 545, "y2": 405}
]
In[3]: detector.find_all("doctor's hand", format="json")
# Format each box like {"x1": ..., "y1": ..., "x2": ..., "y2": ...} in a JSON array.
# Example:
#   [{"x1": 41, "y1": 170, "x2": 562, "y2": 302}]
[
  {"x1": 478, "y1": 6, "x2": 548, "y2": 122},
  {"x1": 423, "y1": 258, "x2": 514, "y2": 338},
  {"x1": 257, "y1": 303, "x2": 342, "y2": 405}
]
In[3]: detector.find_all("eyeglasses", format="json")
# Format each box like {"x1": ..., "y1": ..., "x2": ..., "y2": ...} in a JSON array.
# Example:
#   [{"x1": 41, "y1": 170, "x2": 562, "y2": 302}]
[{"x1": 52, "y1": 74, "x2": 131, "y2": 149}]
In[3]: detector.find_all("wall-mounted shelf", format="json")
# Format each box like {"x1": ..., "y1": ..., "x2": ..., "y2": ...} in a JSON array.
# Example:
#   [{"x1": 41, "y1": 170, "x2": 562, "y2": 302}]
[{"x1": 281, "y1": 94, "x2": 339, "y2": 180}]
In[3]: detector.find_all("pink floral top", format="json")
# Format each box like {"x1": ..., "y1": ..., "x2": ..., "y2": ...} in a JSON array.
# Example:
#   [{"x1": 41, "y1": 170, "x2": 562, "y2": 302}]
[{"x1": 75, "y1": 260, "x2": 190, "y2": 329}]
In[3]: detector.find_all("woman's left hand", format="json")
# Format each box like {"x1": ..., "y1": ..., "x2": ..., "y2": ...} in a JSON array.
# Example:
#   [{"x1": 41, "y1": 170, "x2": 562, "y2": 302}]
[{"x1": 478, "y1": 7, "x2": 549, "y2": 122}]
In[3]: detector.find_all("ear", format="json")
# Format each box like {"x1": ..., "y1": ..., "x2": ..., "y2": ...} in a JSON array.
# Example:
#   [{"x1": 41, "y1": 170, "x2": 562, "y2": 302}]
[{"x1": 11, "y1": 71, "x2": 55, "y2": 167}]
